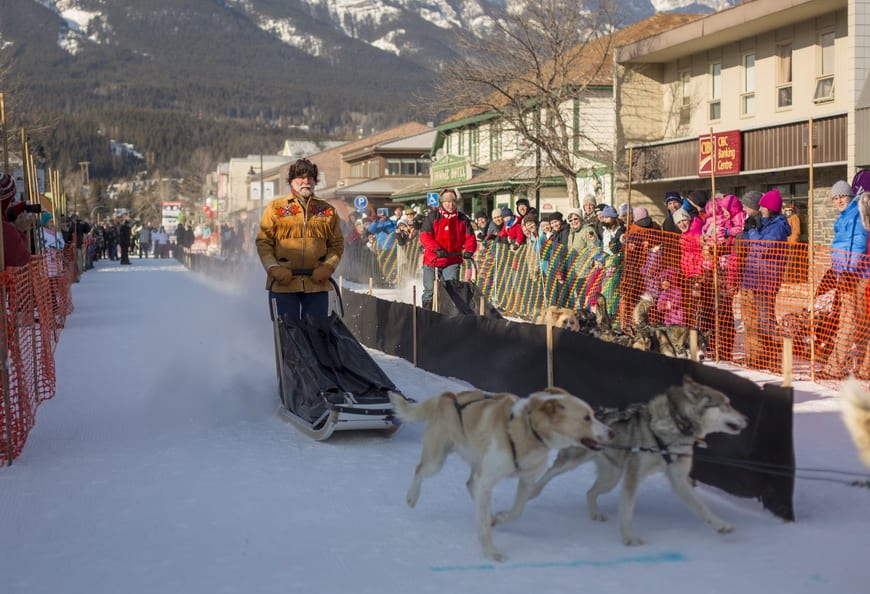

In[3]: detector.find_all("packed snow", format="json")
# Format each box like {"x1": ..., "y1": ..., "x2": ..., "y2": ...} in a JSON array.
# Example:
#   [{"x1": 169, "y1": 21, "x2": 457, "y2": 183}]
[{"x1": 0, "y1": 256, "x2": 866, "y2": 594}]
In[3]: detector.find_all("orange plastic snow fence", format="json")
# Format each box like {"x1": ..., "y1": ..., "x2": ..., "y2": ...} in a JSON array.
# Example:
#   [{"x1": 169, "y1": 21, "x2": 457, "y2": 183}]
[{"x1": 1, "y1": 247, "x2": 74, "y2": 464}]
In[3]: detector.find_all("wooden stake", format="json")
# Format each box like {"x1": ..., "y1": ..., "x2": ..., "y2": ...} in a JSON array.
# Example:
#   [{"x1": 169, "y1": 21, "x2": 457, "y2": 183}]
[
  {"x1": 782, "y1": 337, "x2": 793, "y2": 388},
  {"x1": 412, "y1": 285, "x2": 418, "y2": 367},
  {"x1": 546, "y1": 318, "x2": 554, "y2": 389}
]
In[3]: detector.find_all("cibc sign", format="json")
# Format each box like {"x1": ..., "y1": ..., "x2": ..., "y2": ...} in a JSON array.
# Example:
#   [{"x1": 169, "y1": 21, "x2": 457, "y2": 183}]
[{"x1": 698, "y1": 130, "x2": 742, "y2": 177}]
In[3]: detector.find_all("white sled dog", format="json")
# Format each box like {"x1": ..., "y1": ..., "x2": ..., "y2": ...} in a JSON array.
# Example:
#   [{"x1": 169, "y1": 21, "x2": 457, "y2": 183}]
[
  {"x1": 840, "y1": 377, "x2": 870, "y2": 469},
  {"x1": 389, "y1": 388, "x2": 612, "y2": 562},
  {"x1": 528, "y1": 375, "x2": 748, "y2": 546}
]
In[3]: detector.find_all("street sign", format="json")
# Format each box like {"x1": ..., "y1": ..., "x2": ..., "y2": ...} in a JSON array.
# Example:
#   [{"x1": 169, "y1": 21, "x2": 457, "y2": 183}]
[
  {"x1": 427, "y1": 192, "x2": 439, "y2": 207},
  {"x1": 354, "y1": 195, "x2": 368, "y2": 211}
]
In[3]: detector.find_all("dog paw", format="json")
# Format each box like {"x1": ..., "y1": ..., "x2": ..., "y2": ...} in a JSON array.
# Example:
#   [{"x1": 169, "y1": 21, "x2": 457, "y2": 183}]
[
  {"x1": 492, "y1": 512, "x2": 507, "y2": 526},
  {"x1": 622, "y1": 536, "x2": 645, "y2": 546},
  {"x1": 589, "y1": 511, "x2": 608, "y2": 522},
  {"x1": 488, "y1": 551, "x2": 507, "y2": 563},
  {"x1": 716, "y1": 522, "x2": 735, "y2": 534}
]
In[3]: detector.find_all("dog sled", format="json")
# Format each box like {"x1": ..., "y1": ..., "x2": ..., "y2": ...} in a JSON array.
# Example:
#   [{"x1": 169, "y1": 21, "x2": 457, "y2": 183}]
[{"x1": 270, "y1": 286, "x2": 408, "y2": 440}]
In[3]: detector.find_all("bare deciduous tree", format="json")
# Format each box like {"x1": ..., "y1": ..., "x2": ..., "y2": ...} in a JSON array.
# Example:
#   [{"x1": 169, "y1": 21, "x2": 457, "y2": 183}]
[{"x1": 424, "y1": 0, "x2": 622, "y2": 208}]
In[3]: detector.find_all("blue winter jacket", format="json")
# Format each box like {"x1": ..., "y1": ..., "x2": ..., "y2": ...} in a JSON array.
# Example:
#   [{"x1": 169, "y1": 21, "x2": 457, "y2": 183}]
[
  {"x1": 830, "y1": 198, "x2": 869, "y2": 277},
  {"x1": 741, "y1": 213, "x2": 792, "y2": 292}
]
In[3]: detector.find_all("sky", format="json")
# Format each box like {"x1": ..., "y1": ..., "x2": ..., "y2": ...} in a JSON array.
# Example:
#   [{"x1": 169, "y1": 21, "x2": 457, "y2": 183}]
[{"x1": 0, "y1": 255, "x2": 867, "y2": 594}]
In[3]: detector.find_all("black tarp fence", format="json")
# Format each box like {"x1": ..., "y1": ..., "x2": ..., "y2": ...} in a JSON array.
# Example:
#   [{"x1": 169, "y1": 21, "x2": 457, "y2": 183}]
[{"x1": 341, "y1": 288, "x2": 795, "y2": 521}]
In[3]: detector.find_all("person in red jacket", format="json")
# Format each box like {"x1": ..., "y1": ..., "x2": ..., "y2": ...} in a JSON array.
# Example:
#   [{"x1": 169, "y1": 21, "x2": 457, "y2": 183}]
[
  {"x1": 0, "y1": 173, "x2": 31, "y2": 268},
  {"x1": 418, "y1": 188, "x2": 477, "y2": 310},
  {"x1": 497, "y1": 206, "x2": 525, "y2": 247}
]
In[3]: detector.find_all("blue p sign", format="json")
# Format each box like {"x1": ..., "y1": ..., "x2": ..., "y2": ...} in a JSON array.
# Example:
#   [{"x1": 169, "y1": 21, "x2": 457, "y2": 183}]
[{"x1": 354, "y1": 195, "x2": 368, "y2": 212}]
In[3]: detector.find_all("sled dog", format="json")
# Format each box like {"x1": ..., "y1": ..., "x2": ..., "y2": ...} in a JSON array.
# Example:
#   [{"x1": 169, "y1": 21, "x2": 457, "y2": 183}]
[
  {"x1": 389, "y1": 388, "x2": 612, "y2": 561},
  {"x1": 536, "y1": 306, "x2": 581, "y2": 332},
  {"x1": 529, "y1": 375, "x2": 748, "y2": 545},
  {"x1": 593, "y1": 294, "x2": 652, "y2": 351},
  {"x1": 633, "y1": 293, "x2": 707, "y2": 361},
  {"x1": 840, "y1": 377, "x2": 870, "y2": 469}
]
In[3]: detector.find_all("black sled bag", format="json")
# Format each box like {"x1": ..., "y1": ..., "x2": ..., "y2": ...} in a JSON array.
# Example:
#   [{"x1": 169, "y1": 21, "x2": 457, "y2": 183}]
[{"x1": 277, "y1": 313, "x2": 398, "y2": 423}]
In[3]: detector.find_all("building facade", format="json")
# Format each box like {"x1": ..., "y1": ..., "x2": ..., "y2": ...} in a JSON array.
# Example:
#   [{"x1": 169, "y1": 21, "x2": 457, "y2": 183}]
[{"x1": 615, "y1": 0, "x2": 868, "y2": 245}]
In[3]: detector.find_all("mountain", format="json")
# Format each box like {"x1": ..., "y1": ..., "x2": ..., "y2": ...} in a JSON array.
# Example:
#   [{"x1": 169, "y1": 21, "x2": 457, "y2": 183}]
[{"x1": 0, "y1": 0, "x2": 738, "y2": 180}]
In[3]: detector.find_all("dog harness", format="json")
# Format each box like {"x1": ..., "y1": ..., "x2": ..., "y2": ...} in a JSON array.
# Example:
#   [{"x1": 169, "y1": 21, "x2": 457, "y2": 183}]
[
  {"x1": 597, "y1": 403, "x2": 699, "y2": 464},
  {"x1": 451, "y1": 395, "x2": 545, "y2": 471}
]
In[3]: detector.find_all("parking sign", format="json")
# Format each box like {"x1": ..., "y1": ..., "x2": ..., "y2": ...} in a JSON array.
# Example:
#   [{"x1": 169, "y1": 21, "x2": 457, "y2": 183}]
[
  {"x1": 427, "y1": 192, "x2": 439, "y2": 207},
  {"x1": 354, "y1": 195, "x2": 368, "y2": 212}
]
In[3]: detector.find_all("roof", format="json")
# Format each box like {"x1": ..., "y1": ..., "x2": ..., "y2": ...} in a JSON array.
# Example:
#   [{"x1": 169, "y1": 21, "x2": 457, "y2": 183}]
[
  {"x1": 615, "y1": 0, "x2": 843, "y2": 64},
  {"x1": 341, "y1": 129, "x2": 437, "y2": 161},
  {"x1": 441, "y1": 13, "x2": 703, "y2": 126},
  {"x1": 391, "y1": 159, "x2": 565, "y2": 201},
  {"x1": 334, "y1": 177, "x2": 427, "y2": 198}
]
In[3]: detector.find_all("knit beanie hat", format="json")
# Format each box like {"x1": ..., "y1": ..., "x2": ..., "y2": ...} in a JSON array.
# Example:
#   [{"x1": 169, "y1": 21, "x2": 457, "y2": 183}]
[
  {"x1": 664, "y1": 191, "x2": 682, "y2": 205},
  {"x1": 474, "y1": 210, "x2": 488, "y2": 220},
  {"x1": 491, "y1": 208, "x2": 503, "y2": 219},
  {"x1": 618, "y1": 202, "x2": 628, "y2": 216},
  {"x1": 439, "y1": 188, "x2": 460, "y2": 202},
  {"x1": 522, "y1": 213, "x2": 538, "y2": 225},
  {"x1": 582, "y1": 194, "x2": 597, "y2": 206},
  {"x1": 0, "y1": 173, "x2": 16, "y2": 207},
  {"x1": 688, "y1": 190, "x2": 709, "y2": 209},
  {"x1": 593, "y1": 203, "x2": 607, "y2": 213},
  {"x1": 515, "y1": 198, "x2": 530, "y2": 209},
  {"x1": 565, "y1": 207, "x2": 582, "y2": 219},
  {"x1": 759, "y1": 189, "x2": 783, "y2": 213},
  {"x1": 633, "y1": 206, "x2": 649, "y2": 221},
  {"x1": 548, "y1": 211, "x2": 564, "y2": 222},
  {"x1": 741, "y1": 190, "x2": 763, "y2": 211},
  {"x1": 672, "y1": 208, "x2": 691, "y2": 225},
  {"x1": 831, "y1": 180, "x2": 854, "y2": 198},
  {"x1": 501, "y1": 206, "x2": 513, "y2": 218},
  {"x1": 600, "y1": 205, "x2": 618, "y2": 218}
]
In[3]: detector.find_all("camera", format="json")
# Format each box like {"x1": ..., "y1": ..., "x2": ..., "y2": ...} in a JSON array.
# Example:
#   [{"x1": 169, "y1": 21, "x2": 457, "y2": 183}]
[{"x1": 24, "y1": 204, "x2": 42, "y2": 213}]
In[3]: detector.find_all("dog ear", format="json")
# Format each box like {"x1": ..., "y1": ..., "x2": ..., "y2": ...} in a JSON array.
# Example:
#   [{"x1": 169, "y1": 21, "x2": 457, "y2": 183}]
[
  {"x1": 681, "y1": 375, "x2": 703, "y2": 403},
  {"x1": 537, "y1": 398, "x2": 562, "y2": 417}
]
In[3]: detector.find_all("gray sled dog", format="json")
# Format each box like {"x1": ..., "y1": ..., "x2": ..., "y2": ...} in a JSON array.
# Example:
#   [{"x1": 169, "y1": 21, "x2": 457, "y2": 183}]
[
  {"x1": 528, "y1": 375, "x2": 748, "y2": 545},
  {"x1": 840, "y1": 377, "x2": 870, "y2": 469},
  {"x1": 389, "y1": 388, "x2": 612, "y2": 562}
]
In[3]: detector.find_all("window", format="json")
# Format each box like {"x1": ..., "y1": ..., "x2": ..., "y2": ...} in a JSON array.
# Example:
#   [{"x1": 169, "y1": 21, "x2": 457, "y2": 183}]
[
  {"x1": 385, "y1": 159, "x2": 430, "y2": 176},
  {"x1": 776, "y1": 43, "x2": 793, "y2": 109},
  {"x1": 470, "y1": 127, "x2": 480, "y2": 163},
  {"x1": 741, "y1": 53, "x2": 756, "y2": 116},
  {"x1": 814, "y1": 30, "x2": 835, "y2": 102},
  {"x1": 490, "y1": 122, "x2": 502, "y2": 160},
  {"x1": 679, "y1": 70, "x2": 691, "y2": 125},
  {"x1": 457, "y1": 130, "x2": 464, "y2": 156},
  {"x1": 708, "y1": 62, "x2": 721, "y2": 121}
]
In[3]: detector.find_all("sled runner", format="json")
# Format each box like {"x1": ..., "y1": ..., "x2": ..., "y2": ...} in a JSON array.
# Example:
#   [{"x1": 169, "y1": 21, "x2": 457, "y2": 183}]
[{"x1": 271, "y1": 296, "x2": 408, "y2": 440}]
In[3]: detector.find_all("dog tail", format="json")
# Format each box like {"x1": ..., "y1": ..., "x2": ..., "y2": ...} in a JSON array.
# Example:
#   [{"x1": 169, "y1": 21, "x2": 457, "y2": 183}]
[
  {"x1": 632, "y1": 293, "x2": 654, "y2": 327},
  {"x1": 841, "y1": 377, "x2": 870, "y2": 469},
  {"x1": 594, "y1": 293, "x2": 611, "y2": 330},
  {"x1": 389, "y1": 391, "x2": 440, "y2": 423}
]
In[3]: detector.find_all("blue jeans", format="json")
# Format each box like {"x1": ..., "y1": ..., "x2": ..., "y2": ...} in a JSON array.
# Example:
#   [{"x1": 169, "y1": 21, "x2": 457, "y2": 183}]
[
  {"x1": 270, "y1": 291, "x2": 329, "y2": 321},
  {"x1": 422, "y1": 263, "x2": 460, "y2": 302}
]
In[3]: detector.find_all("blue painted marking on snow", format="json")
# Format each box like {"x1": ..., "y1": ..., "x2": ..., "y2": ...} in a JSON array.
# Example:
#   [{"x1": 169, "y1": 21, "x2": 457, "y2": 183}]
[{"x1": 430, "y1": 551, "x2": 686, "y2": 572}]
